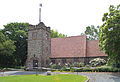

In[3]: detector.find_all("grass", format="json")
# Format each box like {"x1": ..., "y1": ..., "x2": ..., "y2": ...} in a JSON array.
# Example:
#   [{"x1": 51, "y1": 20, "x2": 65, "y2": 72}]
[{"x1": 0, "y1": 74, "x2": 88, "y2": 82}]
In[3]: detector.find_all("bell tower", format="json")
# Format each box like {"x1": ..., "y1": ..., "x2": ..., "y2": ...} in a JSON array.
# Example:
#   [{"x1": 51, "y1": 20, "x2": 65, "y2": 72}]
[{"x1": 26, "y1": 4, "x2": 51, "y2": 69}]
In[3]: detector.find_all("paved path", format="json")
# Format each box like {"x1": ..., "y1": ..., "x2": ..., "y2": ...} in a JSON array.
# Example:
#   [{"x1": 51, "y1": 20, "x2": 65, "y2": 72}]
[
  {"x1": 51, "y1": 72, "x2": 120, "y2": 82},
  {"x1": 0, "y1": 71, "x2": 120, "y2": 82},
  {"x1": 0, "y1": 71, "x2": 45, "y2": 76},
  {"x1": 77, "y1": 72, "x2": 120, "y2": 82}
]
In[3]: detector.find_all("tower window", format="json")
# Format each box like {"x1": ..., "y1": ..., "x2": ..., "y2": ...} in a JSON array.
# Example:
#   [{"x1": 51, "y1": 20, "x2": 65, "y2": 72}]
[
  {"x1": 46, "y1": 33, "x2": 49, "y2": 40},
  {"x1": 32, "y1": 32, "x2": 37, "y2": 39},
  {"x1": 34, "y1": 54, "x2": 36, "y2": 57}
]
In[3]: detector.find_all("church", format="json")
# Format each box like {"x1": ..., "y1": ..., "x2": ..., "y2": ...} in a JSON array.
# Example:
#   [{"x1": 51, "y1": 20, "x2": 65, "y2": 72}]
[{"x1": 26, "y1": 22, "x2": 107, "y2": 69}]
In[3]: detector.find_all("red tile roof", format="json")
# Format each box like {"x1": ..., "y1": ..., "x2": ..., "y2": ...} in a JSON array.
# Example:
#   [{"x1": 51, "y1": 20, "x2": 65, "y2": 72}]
[
  {"x1": 51, "y1": 35, "x2": 87, "y2": 58},
  {"x1": 86, "y1": 40, "x2": 107, "y2": 57},
  {"x1": 50, "y1": 35, "x2": 107, "y2": 58}
]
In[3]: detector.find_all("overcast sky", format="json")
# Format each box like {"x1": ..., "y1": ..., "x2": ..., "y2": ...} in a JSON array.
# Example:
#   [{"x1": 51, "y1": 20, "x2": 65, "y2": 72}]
[{"x1": 0, "y1": 0, "x2": 119, "y2": 36}]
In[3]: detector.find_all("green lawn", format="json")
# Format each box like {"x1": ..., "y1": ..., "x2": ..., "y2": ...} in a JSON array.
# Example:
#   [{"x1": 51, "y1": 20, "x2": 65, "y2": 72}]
[{"x1": 0, "y1": 74, "x2": 88, "y2": 82}]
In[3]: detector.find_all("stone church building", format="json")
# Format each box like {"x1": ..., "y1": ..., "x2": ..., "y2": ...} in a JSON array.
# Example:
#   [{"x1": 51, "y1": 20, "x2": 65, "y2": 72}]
[{"x1": 26, "y1": 22, "x2": 107, "y2": 68}]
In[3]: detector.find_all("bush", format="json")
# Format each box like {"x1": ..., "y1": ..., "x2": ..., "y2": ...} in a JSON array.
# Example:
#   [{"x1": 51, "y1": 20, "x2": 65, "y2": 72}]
[
  {"x1": 89, "y1": 58, "x2": 106, "y2": 67},
  {"x1": 94, "y1": 66, "x2": 120, "y2": 72},
  {"x1": 71, "y1": 62, "x2": 84, "y2": 67},
  {"x1": 50, "y1": 64, "x2": 62, "y2": 69},
  {"x1": 61, "y1": 67, "x2": 70, "y2": 71}
]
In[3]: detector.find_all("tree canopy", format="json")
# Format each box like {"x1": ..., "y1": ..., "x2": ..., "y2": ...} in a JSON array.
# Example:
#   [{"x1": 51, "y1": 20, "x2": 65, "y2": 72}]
[
  {"x1": 2, "y1": 22, "x2": 29, "y2": 66},
  {"x1": 81, "y1": 25, "x2": 99, "y2": 40},
  {"x1": 51, "y1": 29, "x2": 67, "y2": 38},
  {"x1": 99, "y1": 4, "x2": 120, "y2": 67},
  {"x1": 0, "y1": 31, "x2": 16, "y2": 67}
]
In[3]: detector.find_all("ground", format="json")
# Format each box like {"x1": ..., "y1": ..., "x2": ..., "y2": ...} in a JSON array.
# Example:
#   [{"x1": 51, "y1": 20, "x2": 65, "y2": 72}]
[
  {"x1": 1, "y1": 71, "x2": 120, "y2": 82},
  {"x1": 0, "y1": 74, "x2": 87, "y2": 82}
]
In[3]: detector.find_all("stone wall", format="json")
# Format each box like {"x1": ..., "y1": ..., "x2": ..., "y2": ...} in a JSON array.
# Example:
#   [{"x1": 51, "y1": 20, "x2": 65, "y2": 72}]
[
  {"x1": 26, "y1": 22, "x2": 51, "y2": 68},
  {"x1": 50, "y1": 56, "x2": 107, "y2": 65}
]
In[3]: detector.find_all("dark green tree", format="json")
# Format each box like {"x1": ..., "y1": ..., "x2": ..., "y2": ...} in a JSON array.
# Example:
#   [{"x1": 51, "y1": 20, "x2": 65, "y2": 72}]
[
  {"x1": 2, "y1": 22, "x2": 29, "y2": 66},
  {"x1": 99, "y1": 4, "x2": 120, "y2": 67},
  {"x1": 81, "y1": 25, "x2": 99, "y2": 40},
  {"x1": 0, "y1": 31, "x2": 16, "y2": 67}
]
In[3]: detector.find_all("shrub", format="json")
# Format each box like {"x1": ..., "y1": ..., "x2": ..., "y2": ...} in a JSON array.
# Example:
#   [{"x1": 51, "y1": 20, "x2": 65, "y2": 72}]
[
  {"x1": 89, "y1": 58, "x2": 106, "y2": 67},
  {"x1": 71, "y1": 62, "x2": 84, "y2": 67},
  {"x1": 50, "y1": 64, "x2": 62, "y2": 69},
  {"x1": 61, "y1": 67, "x2": 70, "y2": 71}
]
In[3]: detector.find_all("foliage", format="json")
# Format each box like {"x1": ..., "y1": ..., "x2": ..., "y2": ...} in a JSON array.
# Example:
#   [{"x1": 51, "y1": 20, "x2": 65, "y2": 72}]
[
  {"x1": 89, "y1": 58, "x2": 106, "y2": 67},
  {"x1": 2, "y1": 22, "x2": 29, "y2": 66},
  {"x1": 50, "y1": 64, "x2": 62, "y2": 69},
  {"x1": 50, "y1": 65, "x2": 120, "y2": 72},
  {"x1": 71, "y1": 66, "x2": 120, "y2": 72},
  {"x1": 0, "y1": 31, "x2": 16, "y2": 67},
  {"x1": 99, "y1": 4, "x2": 120, "y2": 67},
  {"x1": 51, "y1": 29, "x2": 67, "y2": 38},
  {"x1": 61, "y1": 67, "x2": 70, "y2": 71},
  {"x1": 81, "y1": 25, "x2": 99, "y2": 40},
  {"x1": 71, "y1": 62, "x2": 85, "y2": 67}
]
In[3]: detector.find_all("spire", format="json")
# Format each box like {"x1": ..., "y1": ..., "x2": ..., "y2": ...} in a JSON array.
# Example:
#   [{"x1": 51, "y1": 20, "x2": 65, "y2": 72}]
[{"x1": 39, "y1": 3, "x2": 42, "y2": 23}]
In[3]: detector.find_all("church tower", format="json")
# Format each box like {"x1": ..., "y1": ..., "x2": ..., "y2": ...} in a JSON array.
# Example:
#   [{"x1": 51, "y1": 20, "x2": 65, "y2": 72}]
[
  {"x1": 26, "y1": 4, "x2": 51, "y2": 69},
  {"x1": 26, "y1": 22, "x2": 51, "y2": 68}
]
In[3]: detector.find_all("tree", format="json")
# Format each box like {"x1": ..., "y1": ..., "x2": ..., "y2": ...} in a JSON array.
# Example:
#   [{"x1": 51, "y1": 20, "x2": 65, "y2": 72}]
[
  {"x1": 51, "y1": 29, "x2": 67, "y2": 38},
  {"x1": 81, "y1": 25, "x2": 99, "y2": 40},
  {"x1": 2, "y1": 22, "x2": 29, "y2": 66},
  {"x1": 99, "y1": 4, "x2": 120, "y2": 67},
  {"x1": 0, "y1": 31, "x2": 16, "y2": 67}
]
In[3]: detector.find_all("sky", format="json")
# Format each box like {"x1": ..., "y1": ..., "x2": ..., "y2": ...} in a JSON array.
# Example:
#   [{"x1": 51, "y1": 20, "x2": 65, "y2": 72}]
[{"x1": 0, "y1": 0, "x2": 119, "y2": 36}]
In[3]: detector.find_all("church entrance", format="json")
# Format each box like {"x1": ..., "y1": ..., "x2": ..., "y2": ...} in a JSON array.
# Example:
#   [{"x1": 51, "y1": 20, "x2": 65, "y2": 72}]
[{"x1": 33, "y1": 60, "x2": 38, "y2": 67}]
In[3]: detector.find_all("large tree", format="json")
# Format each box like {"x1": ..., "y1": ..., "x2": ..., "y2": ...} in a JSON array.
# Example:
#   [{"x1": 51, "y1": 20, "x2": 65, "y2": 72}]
[
  {"x1": 81, "y1": 25, "x2": 99, "y2": 40},
  {"x1": 99, "y1": 4, "x2": 120, "y2": 67},
  {"x1": 51, "y1": 29, "x2": 67, "y2": 38},
  {"x1": 2, "y1": 22, "x2": 29, "y2": 66},
  {"x1": 0, "y1": 31, "x2": 16, "y2": 67}
]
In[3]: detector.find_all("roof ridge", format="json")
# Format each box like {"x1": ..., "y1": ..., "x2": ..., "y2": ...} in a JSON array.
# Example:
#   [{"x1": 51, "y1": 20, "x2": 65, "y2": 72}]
[{"x1": 51, "y1": 35, "x2": 87, "y2": 39}]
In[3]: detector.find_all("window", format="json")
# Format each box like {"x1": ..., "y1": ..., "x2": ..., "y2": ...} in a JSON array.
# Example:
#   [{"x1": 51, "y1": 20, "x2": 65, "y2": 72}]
[
  {"x1": 34, "y1": 54, "x2": 36, "y2": 57},
  {"x1": 46, "y1": 33, "x2": 49, "y2": 40},
  {"x1": 62, "y1": 59, "x2": 66, "y2": 64},
  {"x1": 74, "y1": 58, "x2": 79, "y2": 62},
  {"x1": 51, "y1": 59, "x2": 55, "y2": 64},
  {"x1": 46, "y1": 47, "x2": 48, "y2": 52},
  {"x1": 32, "y1": 32, "x2": 37, "y2": 39}
]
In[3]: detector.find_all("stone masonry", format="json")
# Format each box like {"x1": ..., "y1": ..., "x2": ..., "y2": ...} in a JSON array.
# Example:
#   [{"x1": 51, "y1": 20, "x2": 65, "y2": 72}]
[{"x1": 26, "y1": 22, "x2": 51, "y2": 69}]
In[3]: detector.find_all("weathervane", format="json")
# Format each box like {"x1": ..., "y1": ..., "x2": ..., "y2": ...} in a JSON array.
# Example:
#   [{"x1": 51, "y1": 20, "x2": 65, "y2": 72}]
[{"x1": 39, "y1": 3, "x2": 42, "y2": 23}]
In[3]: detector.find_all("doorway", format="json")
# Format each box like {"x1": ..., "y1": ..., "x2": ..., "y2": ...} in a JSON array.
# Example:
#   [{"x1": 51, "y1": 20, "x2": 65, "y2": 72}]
[{"x1": 33, "y1": 60, "x2": 38, "y2": 67}]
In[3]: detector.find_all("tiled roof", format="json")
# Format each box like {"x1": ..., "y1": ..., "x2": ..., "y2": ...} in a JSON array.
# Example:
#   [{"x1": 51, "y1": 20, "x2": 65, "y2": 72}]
[
  {"x1": 86, "y1": 40, "x2": 107, "y2": 57},
  {"x1": 50, "y1": 35, "x2": 107, "y2": 58},
  {"x1": 51, "y1": 35, "x2": 87, "y2": 58}
]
